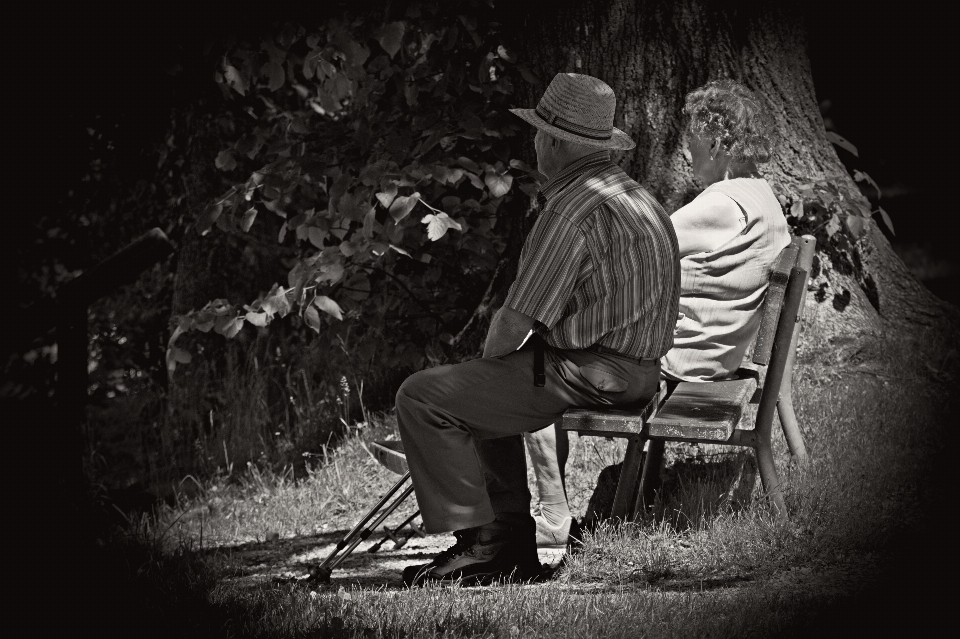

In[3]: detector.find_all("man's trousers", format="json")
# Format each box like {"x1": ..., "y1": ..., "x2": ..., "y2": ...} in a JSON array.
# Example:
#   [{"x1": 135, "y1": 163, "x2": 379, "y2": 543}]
[{"x1": 395, "y1": 341, "x2": 660, "y2": 533}]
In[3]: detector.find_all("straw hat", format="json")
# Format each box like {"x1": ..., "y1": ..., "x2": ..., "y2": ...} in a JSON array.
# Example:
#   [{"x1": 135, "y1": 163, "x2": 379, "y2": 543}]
[{"x1": 510, "y1": 73, "x2": 636, "y2": 150}]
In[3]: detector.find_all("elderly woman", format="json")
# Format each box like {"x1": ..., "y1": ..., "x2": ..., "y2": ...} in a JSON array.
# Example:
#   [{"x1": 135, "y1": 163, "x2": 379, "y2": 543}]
[{"x1": 527, "y1": 79, "x2": 791, "y2": 546}]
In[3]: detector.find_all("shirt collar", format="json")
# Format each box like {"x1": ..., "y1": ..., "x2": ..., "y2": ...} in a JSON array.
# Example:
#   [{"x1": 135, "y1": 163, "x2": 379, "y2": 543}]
[{"x1": 537, "y1": 151, "x2": 612, "y2": 209}]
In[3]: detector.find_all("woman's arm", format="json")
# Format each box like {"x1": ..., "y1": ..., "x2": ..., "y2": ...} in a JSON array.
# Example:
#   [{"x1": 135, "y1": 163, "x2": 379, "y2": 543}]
[{"x1": 670, "y1": 191, "x2": 744, "y2": 257}]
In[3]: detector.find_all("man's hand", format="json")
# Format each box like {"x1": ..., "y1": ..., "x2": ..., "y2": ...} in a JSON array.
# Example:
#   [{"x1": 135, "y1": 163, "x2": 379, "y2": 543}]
[{"x1": 482, "y1": 306, "x2": 536, "y2": 358}]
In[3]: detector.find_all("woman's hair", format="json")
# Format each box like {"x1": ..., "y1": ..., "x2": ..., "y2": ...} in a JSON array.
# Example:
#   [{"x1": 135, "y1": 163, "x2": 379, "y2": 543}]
[{"x1": 684, "y1": 79, "x2": 774, "y2": 163}]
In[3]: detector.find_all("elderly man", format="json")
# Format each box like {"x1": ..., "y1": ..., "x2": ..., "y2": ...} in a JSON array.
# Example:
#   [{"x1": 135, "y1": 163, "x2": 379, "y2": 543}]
[{"x1": 396, "y1": 73, "x2": 680, "y2": 586}]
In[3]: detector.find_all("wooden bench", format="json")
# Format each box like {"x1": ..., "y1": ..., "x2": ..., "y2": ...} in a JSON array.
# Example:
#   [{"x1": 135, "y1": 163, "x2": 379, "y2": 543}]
[{"x1": 562, "y1": 234, "x2": 816, "y2": 521}]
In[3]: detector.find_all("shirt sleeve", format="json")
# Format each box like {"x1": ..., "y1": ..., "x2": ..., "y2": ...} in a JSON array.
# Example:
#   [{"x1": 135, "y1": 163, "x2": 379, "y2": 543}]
[
  {"x1": 504, "y1": 210, "x2": 586, "y2": 330},
  {"x1": 670, "y1": 191, "x2": 744, "y2": 258}
]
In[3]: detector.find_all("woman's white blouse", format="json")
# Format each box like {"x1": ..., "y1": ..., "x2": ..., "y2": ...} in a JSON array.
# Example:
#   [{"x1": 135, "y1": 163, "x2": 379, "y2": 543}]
[{"x1": 661, "y1": 178, "x2": 791, "y2": 382}]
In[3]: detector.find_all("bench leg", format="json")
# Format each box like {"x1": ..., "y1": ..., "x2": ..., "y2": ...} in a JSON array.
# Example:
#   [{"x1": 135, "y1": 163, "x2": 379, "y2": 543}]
[
  {"x1": 635, "y1": 439, "x2": 664, "y2": 516},
  {"x1": 611, "y1": 436, "x2": 644, "y2": 521},
  {"x1": 777, "y1": 342, "x2": 808, "y2": 464},
  {"x1": 777, "y1": 395, "x2": 808, "y2": 465},
  {"x1": 755, "y1": 441, "x2": 788, "y2": 520}
]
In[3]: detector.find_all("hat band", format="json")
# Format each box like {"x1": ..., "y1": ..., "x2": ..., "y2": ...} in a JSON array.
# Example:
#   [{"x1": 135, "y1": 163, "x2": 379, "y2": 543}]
[{"x1": 535, "y1": 105, "x2": 613, "y2": 141}]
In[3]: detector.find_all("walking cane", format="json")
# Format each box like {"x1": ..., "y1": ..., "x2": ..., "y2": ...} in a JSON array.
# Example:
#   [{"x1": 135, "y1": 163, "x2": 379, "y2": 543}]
[{"x1": 306, "y1": 471, "x2": 414, "y2": 583}]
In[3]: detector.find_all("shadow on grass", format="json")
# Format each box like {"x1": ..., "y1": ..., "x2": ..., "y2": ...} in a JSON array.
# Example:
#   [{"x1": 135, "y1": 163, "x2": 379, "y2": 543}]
[{"x1": 581, "y1": 450, "x2": 758, "y2": 531}]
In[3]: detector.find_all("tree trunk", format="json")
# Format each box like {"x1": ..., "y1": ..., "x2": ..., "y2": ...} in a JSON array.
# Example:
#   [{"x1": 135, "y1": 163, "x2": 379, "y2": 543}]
[{"x1": 486, "y1": 0, "x2": 956, "y2": 361}]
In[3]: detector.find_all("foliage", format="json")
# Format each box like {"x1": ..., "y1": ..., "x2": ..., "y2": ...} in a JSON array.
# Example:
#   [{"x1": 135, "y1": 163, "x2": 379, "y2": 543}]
[
  {"x1": 169, "y1": 1, "x2": 541, "y2": 377},
  {"x1": 778, "y1": 131, "x2": 894, "y2": 312}
]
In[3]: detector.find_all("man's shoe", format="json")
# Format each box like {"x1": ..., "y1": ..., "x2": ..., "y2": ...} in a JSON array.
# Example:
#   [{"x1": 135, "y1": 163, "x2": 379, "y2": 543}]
[{"x1": 402, "y1": 517, "x2": 541, "y2": 587}]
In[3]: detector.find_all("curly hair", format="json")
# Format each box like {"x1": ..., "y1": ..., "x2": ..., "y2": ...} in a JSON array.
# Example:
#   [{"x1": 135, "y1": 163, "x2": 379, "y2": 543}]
[{"x1": 684, "y1": 79, "x2": 775, "y2": 163}]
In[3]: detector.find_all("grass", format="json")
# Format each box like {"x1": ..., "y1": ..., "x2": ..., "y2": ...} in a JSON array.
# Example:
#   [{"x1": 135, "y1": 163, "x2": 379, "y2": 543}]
[{"x1": 89, "y1": 331, "x2": 956, "y2": 638}]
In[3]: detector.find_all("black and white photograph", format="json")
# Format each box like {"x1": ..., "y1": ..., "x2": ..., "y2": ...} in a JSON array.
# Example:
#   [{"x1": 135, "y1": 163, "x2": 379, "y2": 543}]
[{"x1": 7, "y1": 0, "x2": 956, "y2": 636}]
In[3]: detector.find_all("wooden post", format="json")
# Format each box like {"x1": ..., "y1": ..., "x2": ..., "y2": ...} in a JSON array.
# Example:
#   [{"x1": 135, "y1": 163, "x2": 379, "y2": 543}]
[
  {"x1": 610, "y1": 435, "x2": 645, "y2": 521},
  {"x1": 51, "y1": 229, "x2": 174, "y2": 513},
  {"x1": 777, "y1": 235, "x2": 816, "y2": 463}
]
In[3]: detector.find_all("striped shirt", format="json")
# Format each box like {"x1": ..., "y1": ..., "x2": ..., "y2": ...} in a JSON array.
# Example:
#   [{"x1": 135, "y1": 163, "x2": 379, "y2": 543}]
[{"x1": 504, "y1": 153, "x2": 680, "y2": 359}]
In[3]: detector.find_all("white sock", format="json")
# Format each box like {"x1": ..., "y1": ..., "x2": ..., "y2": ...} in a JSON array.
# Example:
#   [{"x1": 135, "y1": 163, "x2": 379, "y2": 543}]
[{"x1": 537, "y1": 493, "x2": 571, "y2": 528}]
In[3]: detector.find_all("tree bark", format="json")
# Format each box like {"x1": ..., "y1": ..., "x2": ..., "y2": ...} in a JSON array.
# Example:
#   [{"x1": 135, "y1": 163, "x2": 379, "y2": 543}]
[{"x1": 487, "y1": 0, "x2": 956, "y2": 361}]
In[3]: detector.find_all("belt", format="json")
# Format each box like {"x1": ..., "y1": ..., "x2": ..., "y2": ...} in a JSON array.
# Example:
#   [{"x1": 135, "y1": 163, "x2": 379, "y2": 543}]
[
  {"x1": 587, "y1": 343, "x2": 659, "y2": 363},
  {"x1": 532, "y1": 337, "x2": 657, "y2": 387}
]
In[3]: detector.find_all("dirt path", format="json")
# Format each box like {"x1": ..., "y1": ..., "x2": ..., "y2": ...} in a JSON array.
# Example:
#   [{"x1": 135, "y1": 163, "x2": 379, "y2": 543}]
[
  {"x1": 214, "y1": 528, "x2": 569, "y2": 591},
  {"x1": 210, "y1": 524, "x2": 883, "y2": 613}
]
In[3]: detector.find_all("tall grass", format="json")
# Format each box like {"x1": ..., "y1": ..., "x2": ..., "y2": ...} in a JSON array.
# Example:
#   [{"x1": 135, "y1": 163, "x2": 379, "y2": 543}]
[{"x1": 84, "y1": 331, "x2": 383, "y2": 503}]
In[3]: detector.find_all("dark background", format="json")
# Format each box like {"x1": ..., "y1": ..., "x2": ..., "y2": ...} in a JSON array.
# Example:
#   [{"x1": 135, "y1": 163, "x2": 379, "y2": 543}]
[
  {"x1": 17, "y1": 2, "x2": 955, "y2": 304},
  {"x1": 6, "y1": 4, "x2": 954, "y2": 630}
]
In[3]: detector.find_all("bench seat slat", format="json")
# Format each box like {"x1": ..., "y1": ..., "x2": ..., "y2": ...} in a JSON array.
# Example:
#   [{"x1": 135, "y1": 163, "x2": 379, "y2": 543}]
[
  {"x1": 562, "y1": 380, "x2": 668, "y2": 436},
  {"x1": 367, "y1": 440, "x2": 408, "y2": 475},
  {"x1": 647, "y1": 378, "x2": 758, "y2": 442}
]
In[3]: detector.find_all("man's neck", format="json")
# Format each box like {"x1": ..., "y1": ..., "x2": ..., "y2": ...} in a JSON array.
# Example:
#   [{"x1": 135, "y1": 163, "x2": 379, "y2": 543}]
[{"x1": 544, "y1": 150, "x2": 609, "y2": 179}]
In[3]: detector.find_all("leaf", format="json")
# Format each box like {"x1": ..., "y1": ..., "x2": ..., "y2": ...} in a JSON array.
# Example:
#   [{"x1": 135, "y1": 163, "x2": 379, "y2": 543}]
[
  {"x1": 316, "y1": 262, "x2": 345, "y2": 284},
  {"x1": 314, "y1": 295, "x2": 344, "y2": 320},
  {"x1": 241, "y1": 207, "x2": 258, "y2": 232},
  {"x1": 308, "y1": 227, "x2": 327, "y2": 248},
  {"x1": 376, "y1": 184, "x2": 398, "y2": 208},
  {"x1": 214, "y1": 316, "x2": 244, "y2": 338},
  {"x1": 508, "y1": 158, "x2": 532, "y2": 172},
  {"x1": 825, "y1": 214, "x2": 841, "y2": 238},
  {"x1": 844, "y1": 214, "x2": 865, "y2": 239},
  {"x1": 484, "y1": 173, "x2": 513, "y2": 198},
  {"x1": 333, "y1": 32, "x2": 370, "y2": 68},
  {"x1": 362, "y1": 206, "x2": 377, "y2": 238},
  {"x1": 876, "y1": 207, "x2": 896, "y2": 235},
  {"x1": 262, "y1": 288, "x2": 292, "y2": 318},
  {"x1": 170, "y1": 347, "x2": 192, "y2": 364},
  {"x1": 195, "y1": 203, "x2": 223, "y2": 236},
  {"x1": 339, "y1": 241, "x2": 357, "y2": 257},
  {"x1": 304, "y1": 305, "x2": 322, "y2": 332},
  {"x1": 377, "y1": 21, "x2": 406, "y2": 58},
  {"x1": 826, "y1": 131, "x2": 858, "y2": 158},
  {"x1": 466, "y1": 172, "x2": 485, "y2": 191},
  {"x1": 236, "y1": 134, "x2": 264, "y2": 159},
  {"x1": 518, "y1": 65, "x2": 540, "y2": 85},
  {"x1": 389, "y1": 192, "x2": 421, "y2": 222},
  {"x1": 215, "y1": 150, "x2": 237, "y2": 171},
  {"x1": 853, "y1": 169, "x2": 882, "y2": 199},
  {"x1": 421, "y1": 212, "x2": 463, "y2": 241},
  {"x1": 261, "y1": 61, "x2": 286, "y2": 91},
  {"x1": 389, "y1": 244, "x2": 411, "y2": 257},
  {"x1": 497, "y1": 45, "x2": 515, "y2": 63},
  {"x1": 245, "y1": 312, "x2": 268, "y2": 327},
  {"x1": 456, "y1": 156, "x2": 481, "y2": 173},
  {"x1": 223, "y1": 65, "x2": 248, "y2": 96},
  {"x1": 789, "y1": 198, "x2": 803, "y2": 218},
  {"x1": 193, "y1": 313, "x2": 215, "y2": 332}
]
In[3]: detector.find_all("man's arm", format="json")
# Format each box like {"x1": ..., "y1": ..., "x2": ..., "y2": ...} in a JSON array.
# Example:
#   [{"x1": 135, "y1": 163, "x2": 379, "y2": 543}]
[{"x1": 482, "y1": 306, "x2": 536, "y2": 358}]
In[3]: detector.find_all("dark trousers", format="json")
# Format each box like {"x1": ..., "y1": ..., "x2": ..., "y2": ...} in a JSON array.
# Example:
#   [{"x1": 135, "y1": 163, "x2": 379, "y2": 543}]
[{"x1": 395, "y1": 341, "x2": 660, "y2": 533}]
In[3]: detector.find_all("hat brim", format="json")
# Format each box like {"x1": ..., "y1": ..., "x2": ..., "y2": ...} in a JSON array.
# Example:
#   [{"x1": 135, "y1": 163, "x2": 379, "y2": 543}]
[{"x1": 509, "y1": 108, "x2": 636, "y2": 151}]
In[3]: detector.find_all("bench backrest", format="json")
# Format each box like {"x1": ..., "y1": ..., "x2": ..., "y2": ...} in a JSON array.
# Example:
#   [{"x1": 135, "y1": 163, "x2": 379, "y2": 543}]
[{"x1": 752, "y1": 238, "x2": 802, "y2": 366}]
